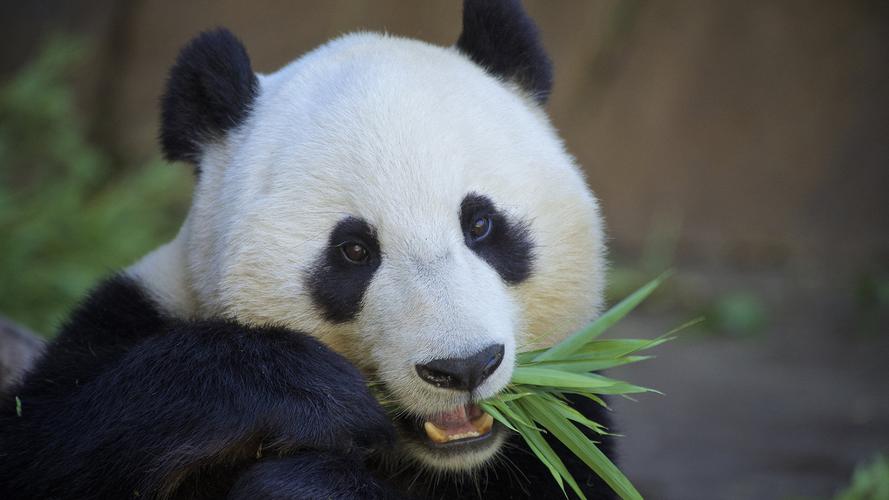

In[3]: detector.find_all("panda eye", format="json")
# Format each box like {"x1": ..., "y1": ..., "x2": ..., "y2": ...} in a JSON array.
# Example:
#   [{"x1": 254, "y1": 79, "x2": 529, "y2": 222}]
[
  {"x1": 340, "y1": 242, "x2": 370, "y2": 264},
  {"x1": 469, "y1": 215, "x2": 493, "y2": 242}
]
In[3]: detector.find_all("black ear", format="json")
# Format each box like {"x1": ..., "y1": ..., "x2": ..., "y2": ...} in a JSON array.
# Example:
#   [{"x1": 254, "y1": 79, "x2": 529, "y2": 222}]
[
  {"x1": 456, "y1": 0, "x2": 553, "y2": 104},
  {"x1": 160, "y1": 28, "x2": 258, "y2": 165}
]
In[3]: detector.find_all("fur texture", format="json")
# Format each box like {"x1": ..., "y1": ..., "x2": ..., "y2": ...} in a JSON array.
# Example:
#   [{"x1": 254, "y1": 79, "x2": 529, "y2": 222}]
[
  {"x1": 308, "y1": 216, "x2": 383, "y2": 323},
  {"x1": 460, "y1": 193, "x2": 535, "y2": 285},
  {"x1": 2, "y1": 0, "x2": 615, "y2": 497},
  {"x1": 0, "y1": 277, "x2": 614, "y2": 499},
  {"x1": 229, "y1": 454, "x2": 400, "y2": 500},
  {"x1": 457, "y1": 0, "x2": 554, "y2": 103},
  {"x1": 160, "y1": 28, "x2": 258, "y2": 165},
  {"x1": 0, "y1": 276, "x2": 394, "y2": 499},
  {"x1": 137, "y1": 0, "x2": 605, "y2": 476}
]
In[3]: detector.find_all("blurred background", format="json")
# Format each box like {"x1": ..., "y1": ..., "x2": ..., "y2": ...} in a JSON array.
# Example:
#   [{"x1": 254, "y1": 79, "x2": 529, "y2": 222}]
[{"x1": 0, "y1": 1, "x2": 887, "y2": 498}]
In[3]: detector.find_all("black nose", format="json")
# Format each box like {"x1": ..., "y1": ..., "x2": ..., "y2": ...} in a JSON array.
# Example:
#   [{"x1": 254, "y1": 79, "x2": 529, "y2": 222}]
[{"x1": 415, "y1": 344, "x2": 505, "y2": 391}]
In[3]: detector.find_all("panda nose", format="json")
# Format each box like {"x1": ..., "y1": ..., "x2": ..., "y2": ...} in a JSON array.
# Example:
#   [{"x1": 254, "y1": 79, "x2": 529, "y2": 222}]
[{"x1": 415, "y1": 344, "x2": 505, "y2": 391}]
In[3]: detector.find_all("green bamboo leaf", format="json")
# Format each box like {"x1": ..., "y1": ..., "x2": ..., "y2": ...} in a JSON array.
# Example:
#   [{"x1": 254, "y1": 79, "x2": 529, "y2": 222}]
[
  {"x1": 495, "y1": 392, "x2": 534, "y2": 402},
  {"x1": 369, "y1": 273, "x2": 690, "y2": 500},
  {"x1": 522, "y1": 427, "x2": 568, "y2": 497},
  {"x1": 512, "y1": 367, "x2": 624, "y2": 389},
  {"x1": 516, "y1": 348, "x2": 546, "y2": 364},
  {"x1": 662, "y1": 316, "x2": 705, "y2": 336},
  {"x1": 479, "y1": 402, "x2": 518, "y2": 432},
  {"x1": 534, "y1": 272, "x2": 670, "y2": 362},
  {"x1": 556, "y1": 390, "x2": 610, "y2": 409},
  {"x1": 522, "y1": 397, "x2": 642, "y2": 500},
  {"x1": 530, "y1": 355, "x2": 653, "y2": 373},
  {"x1": 513, "y1": 368, "x2": 656, "y2": 396},
  {"x1": 490, "y1": 399, "x2": 538, "y2": 429},
  {"x1": 551, "y1": 403, "x2": 608, "y2": 435},
  {"x1": 518, "y1": 403, "x2": 586, "y2": 500},
  {"x1": 586, "y1": 383, "x2": 659, "y2": 395},
  {"x1": 575, "y1": 337, "x2": 673, "y2": 358}
]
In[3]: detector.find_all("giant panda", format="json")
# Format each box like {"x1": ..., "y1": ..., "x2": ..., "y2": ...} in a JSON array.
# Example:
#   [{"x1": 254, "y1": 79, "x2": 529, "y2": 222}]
[{"x1": 0, "y1": 1, "x2": 616, "y2": 498}]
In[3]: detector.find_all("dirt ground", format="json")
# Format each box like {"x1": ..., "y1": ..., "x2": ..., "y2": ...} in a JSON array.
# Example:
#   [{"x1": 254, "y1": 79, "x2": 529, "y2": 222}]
[{"x1": 606, "y1": 282, "x2": 889, "y2": 500}]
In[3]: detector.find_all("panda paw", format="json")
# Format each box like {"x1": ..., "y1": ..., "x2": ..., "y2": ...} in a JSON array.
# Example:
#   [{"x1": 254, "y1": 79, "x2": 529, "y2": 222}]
[
  {"x1": 136, "y1": 319, "x2": 396, "y2": 457},
  {"x1": 237, "y1": 324, "x2": 396, "y2": 454}
]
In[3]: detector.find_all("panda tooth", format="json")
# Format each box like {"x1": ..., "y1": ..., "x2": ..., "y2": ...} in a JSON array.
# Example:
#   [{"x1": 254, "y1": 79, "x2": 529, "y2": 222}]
[
  {"x1": 472, "y1": 413, "x2": 494, "y2": 435},
  {"x1": 449, "y1": 431, "x2": 480, "y2": 441},
  {"x1": 424, "y1": 422, "x2": 448, "y2": 444},
  {"x1": 425, "y1": 413, "x2": 494, "y2": 444}
]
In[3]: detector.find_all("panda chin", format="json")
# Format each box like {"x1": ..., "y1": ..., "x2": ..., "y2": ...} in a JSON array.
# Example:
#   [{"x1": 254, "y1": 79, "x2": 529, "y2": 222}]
[{"x1": 393, "y1": 403, "x2": 507, "y2": 471}]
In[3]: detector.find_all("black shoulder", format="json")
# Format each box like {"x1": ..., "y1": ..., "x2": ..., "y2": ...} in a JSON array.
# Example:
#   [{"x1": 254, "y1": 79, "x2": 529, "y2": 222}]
[
  {"x1": 230, "y1": 453, "x2": 401, "y2": 500},
  {"x1": 1, "y1": 311, "x2": 394, "y2": 499},
  {"x1": 160, "y1": 28, "x2": 258, "y2": 166},
  {"x1": 7, "y1": 274, "x2": 168, "y2": 397},
  {"x1": 58, "y1": 273, "x2": 167, "y2": 344},
  {"x1": 456, "y1": 0, "x2": 553, "y2": 104}
]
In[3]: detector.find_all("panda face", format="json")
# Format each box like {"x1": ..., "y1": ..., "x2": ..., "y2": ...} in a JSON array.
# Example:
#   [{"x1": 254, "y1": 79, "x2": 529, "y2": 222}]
[
  {"x1": 181, "y1": 35, "x2": 602, "y2": 470},
  {"x1": 140, "y1": 2, "x2": 606, "y2": 473}
]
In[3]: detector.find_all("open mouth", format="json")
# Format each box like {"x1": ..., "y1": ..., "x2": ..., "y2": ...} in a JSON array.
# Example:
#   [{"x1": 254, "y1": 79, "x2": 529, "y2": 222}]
[
  {"x1": 423, "y1": 404, "x2": 494, "y2": 445},
  {"x1": 396, "y1": 403, "x2": 498, "y2": 449}
]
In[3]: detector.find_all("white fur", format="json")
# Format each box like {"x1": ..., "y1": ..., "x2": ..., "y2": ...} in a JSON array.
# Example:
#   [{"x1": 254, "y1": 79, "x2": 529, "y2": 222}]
[{"x1": 129, "y1": 32, "x2": 606, "y2": 470}]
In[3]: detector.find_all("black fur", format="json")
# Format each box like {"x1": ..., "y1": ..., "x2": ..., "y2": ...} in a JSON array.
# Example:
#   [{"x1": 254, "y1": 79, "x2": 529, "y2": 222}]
[
  {"x1": 0, "y1": 275, "x2": 618, "y2": 499},
  {"x1": 230, "y1": 453, "x2": 400, "y2": 500},
  {"x1": 457, "y1": 0, "x2": 554, "y2": 103},
  {"x1": 160, "y1": 28, "x2": 258, "y2": 166},
  {"x1": 0, "y1": 276, "x2": 394, "y2": 499},
  {"x1": 308, "y1": 217, "x2": 382, "y2": 323},
  {"x1": 461, "y1": 193, "x2": 535, "y2": 284}
]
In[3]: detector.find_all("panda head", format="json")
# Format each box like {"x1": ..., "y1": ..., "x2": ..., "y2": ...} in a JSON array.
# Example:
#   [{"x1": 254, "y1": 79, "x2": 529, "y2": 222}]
[{"x1": 154, "y1": 0, "x2": 605, "y2": 472}]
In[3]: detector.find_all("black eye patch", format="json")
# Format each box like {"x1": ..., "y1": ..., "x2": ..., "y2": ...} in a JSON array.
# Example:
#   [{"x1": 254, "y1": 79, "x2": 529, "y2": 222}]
[
  {"x1": 307, "y1": 217, "x2": 381, "y2": 323},
  {"x1": 460, "y1": 193, "x2": 534, "y2": 284}
]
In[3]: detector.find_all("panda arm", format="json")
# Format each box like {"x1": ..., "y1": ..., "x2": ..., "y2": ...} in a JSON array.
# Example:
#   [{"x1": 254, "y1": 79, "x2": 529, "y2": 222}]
[
  {"x1": 229, "y1": 452, "x2": 402, "y2": 500},
  {"x1": 0, "y1": 276, "x2": 397, "y2": 499}
]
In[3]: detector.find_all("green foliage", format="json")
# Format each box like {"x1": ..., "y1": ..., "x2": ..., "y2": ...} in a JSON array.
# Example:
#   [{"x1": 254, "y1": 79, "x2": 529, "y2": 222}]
[
  {"x1": 835, "y1": 454, "x2": 889, "y2": 500},
  {"x1": 480, "y1": 275, "x2": 696, "y2": 500},
  {"x1": 0, "y1": 37, "x2": 192, "y2": 335}
]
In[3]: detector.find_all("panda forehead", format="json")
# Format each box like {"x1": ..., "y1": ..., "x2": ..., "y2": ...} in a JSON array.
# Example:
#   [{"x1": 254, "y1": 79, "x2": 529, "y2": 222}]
[
  {"x1": 231, "y1": 33, "x2": 570, "y2": 244},
  {"x1": 249, "y1": 34, "x2": 545, "y2": 157},
  {"x1": 260, "y1": 33, "x2": 518, "y2": 111}
]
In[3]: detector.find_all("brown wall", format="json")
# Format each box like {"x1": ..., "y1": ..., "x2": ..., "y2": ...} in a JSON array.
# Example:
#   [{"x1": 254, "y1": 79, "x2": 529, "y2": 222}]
[{"x1": 3, "y1": 0, "x2": 887, "y2": 279}]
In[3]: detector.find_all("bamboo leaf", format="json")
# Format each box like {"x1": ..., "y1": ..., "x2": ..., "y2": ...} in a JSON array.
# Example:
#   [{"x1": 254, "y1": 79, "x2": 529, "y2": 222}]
[
  {"x1": 517, "y1": 404, "x2": 586, "y2": 500},
  {"x1": 530, "y1": 355, "x2": 653, "y2": 373},
  {"x1": 551, "y1": 403, "x2": 609, "y2": 435},
  {"x1": 559, "y1": 390, "x2": 610, "y2": 409},
  {"x1": 662, "y1": 316, "x2": 705, "y2": 337},
  {"x1": 511, "y1": 367, "x2": 624, "y2": 389},
  {"x1": 534, "y1": 272, "x2": 670, "y2": 362},
  {"x1": 523, "y1": 397, "x2": 642, "y2": 500},
  {"x1": 575, "y1": 337, "x2": 673, "y2": 358},
  {"x1": 371, "y1": 273, "x2": 688, "y2": 499},
  {"x1": 516, "y1": 348, "x2": 546, "y2": 364},
  {"x1": 479, "y1": 401, "x2": 518, "y2": 432},
  {"x1": 490, "y1": 399, "x2": 538, "y2": 429},
  {"x1": 495, "y1": 392, "x2": 534, "y2": 402}
]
